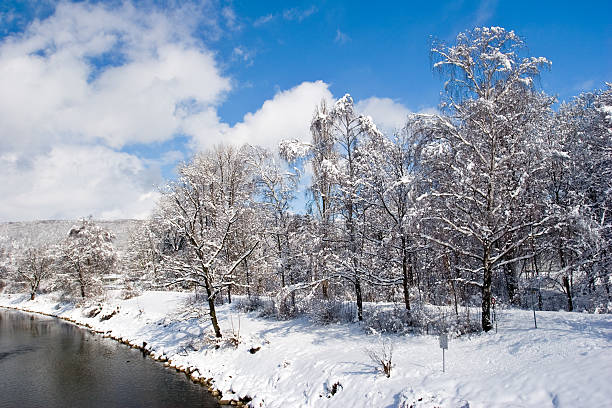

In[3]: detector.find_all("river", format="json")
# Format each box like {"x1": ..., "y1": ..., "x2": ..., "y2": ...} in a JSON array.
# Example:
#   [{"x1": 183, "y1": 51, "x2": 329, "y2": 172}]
[{"x1": 0, "y1": 308, "x2": 219, "y2": 408}]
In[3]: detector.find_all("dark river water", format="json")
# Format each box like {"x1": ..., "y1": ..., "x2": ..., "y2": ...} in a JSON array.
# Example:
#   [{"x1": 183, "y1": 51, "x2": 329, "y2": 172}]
[{"x1": 0, "y1": 308, "x2": 219, "y2": 408}]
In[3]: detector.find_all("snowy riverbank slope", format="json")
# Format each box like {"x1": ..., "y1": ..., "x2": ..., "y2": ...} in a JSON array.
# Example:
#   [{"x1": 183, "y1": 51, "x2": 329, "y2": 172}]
[{"x1": 1, "y1": 291, "x2": 610, "y2": 408}]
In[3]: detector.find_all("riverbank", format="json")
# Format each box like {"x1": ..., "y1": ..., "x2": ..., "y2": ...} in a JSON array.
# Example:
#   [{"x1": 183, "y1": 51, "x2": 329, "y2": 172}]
[{"x1": 1, "y1": 291, "x2": 610, "y2": 407}]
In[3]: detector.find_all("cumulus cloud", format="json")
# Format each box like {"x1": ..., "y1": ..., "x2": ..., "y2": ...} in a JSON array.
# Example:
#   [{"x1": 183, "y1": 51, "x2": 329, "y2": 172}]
[
  {"x1": 355, "y1": 97, "x2": 411, "y2": 134},
  {"x1": 0, "y1": 1, "x2": 229, "y2": 221},
  {"x1": 188, "y1": 80, "x2": 333, "y2": 150},
  {"x1": 0, "y1": 146, "x2": 160, "y2": 221},
  {"x1": 0, "y1": 1, "x2": 230, "y2": 153},
  {"x1": 0, "y1": 2, "x2": 415, "y2": 222}
]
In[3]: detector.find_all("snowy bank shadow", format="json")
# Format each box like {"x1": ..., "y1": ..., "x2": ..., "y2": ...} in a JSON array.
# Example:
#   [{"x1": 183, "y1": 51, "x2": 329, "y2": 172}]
[
  {"x1": 134, "y1": 316, "x2": 208, "y2": 351},
  {"x1": 560, "y1": 318, "x2": 612, "y2": 340},
  {"x1": 256, "y1": 318, "x2": 330, "y2": 339},
  {"x1": 340, "y1": 360, "x2": 379, "y2": 376},
  {"x1": 496, "y1": 324, "x2": 611, "y2": 343}
]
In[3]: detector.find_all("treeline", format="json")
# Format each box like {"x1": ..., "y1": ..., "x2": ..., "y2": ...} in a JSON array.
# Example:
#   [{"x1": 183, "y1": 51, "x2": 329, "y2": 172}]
[
  {"x1": 1, "y1": 27, "x2": 610, "y2": 338},
  {"x1": 0, "y1": 218, "x2": 116, "y2": 300}
]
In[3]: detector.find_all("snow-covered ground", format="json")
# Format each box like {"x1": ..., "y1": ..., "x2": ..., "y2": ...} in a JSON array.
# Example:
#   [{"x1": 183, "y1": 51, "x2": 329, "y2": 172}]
[{"x1": 1, "y1": 291, "x2": 610, "y2": 408}]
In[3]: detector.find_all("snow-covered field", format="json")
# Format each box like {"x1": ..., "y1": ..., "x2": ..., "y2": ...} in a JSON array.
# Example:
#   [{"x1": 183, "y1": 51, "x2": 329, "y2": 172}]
[{"x1": 1, "y1": 291, "x2": 610, "y2": 408}]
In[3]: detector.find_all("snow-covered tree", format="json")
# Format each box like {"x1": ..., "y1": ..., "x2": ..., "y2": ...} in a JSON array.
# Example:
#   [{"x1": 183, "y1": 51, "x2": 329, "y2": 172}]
[
  {"x1": 60, "y1": 218, "x2": 116, "y2": 298},
  {"x1": 246, "y1": 145, "x2": 301, "y2": 292},
  {"x1": 125, "y1": 219, "x2": 163, "y2": 290},
  {"x1": 15, "y1": 245, "x2": 56, "y2": 300},
  {"x1": 413, "y1": 27, "x2": 554, "y2": 331},
  {"x1": 543, "y1": 84, "x2": 612, "y2": 311},
  {"x1": 310, "y1": 95, "x2": 384, "y2": 320},
  {"x1": 359, "y1": 125, "x2": 428, "y2": 311},
  {"x1": 156, "y1": 145, "x2": 259, "y2": 338}
]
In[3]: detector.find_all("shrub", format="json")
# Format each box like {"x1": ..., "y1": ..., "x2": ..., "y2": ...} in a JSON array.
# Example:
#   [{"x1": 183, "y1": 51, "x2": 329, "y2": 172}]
[{"x1": 365, "y1": 337, "x2": 393, "y2": 378}]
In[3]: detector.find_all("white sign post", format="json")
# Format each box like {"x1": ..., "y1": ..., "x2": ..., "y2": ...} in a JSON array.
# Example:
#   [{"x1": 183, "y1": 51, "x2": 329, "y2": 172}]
[{"x1": 439, "y1": 333, "x2": 448, "y2": 372}]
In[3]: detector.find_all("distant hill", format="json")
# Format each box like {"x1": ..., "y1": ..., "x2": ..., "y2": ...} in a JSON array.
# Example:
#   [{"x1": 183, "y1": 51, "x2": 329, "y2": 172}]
[{"x1": 0, "y1": 219, "x2": 144, "y2": 252}]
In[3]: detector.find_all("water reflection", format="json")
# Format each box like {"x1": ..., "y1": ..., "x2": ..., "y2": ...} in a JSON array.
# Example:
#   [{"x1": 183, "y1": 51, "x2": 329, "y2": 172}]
[{"x1": 0, "y1": 308, "x2": 219, "y2": 408}]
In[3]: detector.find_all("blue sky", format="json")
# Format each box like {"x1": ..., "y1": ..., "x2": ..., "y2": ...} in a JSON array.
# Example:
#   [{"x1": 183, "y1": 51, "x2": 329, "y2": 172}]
[
  {"x1": 213, "y1": 0, "x2": 611, "y2": 122},
  {"x1": 0, "y1": 0, "x2": 610, "y2": 221}
]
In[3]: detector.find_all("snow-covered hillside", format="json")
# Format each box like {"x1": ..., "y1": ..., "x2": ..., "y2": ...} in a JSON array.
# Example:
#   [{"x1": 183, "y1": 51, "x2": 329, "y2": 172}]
[
  {"x1": 0, "y1": 219, "x2": 142, "y2": 251},
  {"x1": 1, "y1": 291, "x2": 609, "y2": 407}
]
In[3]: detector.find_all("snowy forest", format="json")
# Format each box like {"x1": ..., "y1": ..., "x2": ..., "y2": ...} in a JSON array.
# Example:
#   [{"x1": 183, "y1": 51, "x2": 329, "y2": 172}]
[{"x1": 1, "y1": 27, "x2": 611, "y2": 338}]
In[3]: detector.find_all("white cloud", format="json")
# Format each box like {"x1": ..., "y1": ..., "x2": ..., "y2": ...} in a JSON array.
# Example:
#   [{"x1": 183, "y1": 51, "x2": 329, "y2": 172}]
[
  {"x1": 222, "y1": 6, "x2": 242, "y2": 31},
  {"x1": 0, "y1": 1, "x2": 231, "y2": 153},
  {"x1": 355, "y1": 97, "x2": 411, "y2": 134},
  {"x1": 573, "y1": 79, "x2": 596, "y2": 92},
  {"x1": 253, "y1": 14, "x2": 274, "y2": 27},
  {"x1": 0, "y1": 1, "x2": 229, "y2": 221},
  {"x1": 0, "y1": 146, "x2": 160, "y2": 221},
  {"x1": 473, "y1": 0, "x2": 498, "y2": 26},
  {"x1": 252, "y1": 6, "x2": 316, "y2": 28},
  {"x1": 0, "y1": 2, "x2": 425, "y2": 222},
  {"x1": 188, "y1": 80, "x2": 333, "y2": 150},
  {"x1": 232, "y1": 46, "x2": 254, "y2": 65},
  {"x1": 282, "y1": 6, "x2": 317, "y2": 22},
  {"x1": 335, "y1": 29, "x2": 350, "y2": 45}
]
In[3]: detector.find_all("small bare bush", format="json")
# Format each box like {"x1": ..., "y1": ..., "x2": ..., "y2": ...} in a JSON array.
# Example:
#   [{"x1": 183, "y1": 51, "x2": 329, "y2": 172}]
[
  {"x1": 120, "y1": 285, "x2": 140, "y2": 300},
  {"x1": 227, "y1": 315, "x2": 241, "y2": 348},
  {"x1": 366, "y1": 337, "x2": 393, "y2": 378},
  {"x1": 204, "y1": 315, "x2": 242, "y2": 349},
  {"x1": 308, "y1": 299, "x2": 356, "y2": 324},
  {"x1": 233, "y1": 296, "x2": 265, "y2": 313}
]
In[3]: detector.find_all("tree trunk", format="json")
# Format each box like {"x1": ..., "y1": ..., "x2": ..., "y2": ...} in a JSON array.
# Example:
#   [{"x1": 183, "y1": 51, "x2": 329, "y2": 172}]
[
  {"x1": 538, "y1": 288, "x2": 543, "y2": 311},
  {"x1": 557, "y1": 239, "x2": 574, "y2": 311},
  {"x1": 481, "y1": 260, "x2": 493, "y2": 332},
  {"x1": 355, "y1": 278, "x2": 363, "y2": 321},
  {"x1": 77, "y1": 266, "x2": 86, "y2": 298},
  {"x1": 30, "y1": 292, "x2": 35, "y2": 300},
  {"x1": 204, "y1": 277, "x2": 222, "y2": 338},
  {"x1": 321, "y1": 279, "x2": 329, "y2": 299},
  {"x1": 451, "y1": 279, "x2": 459, "y2": 316},
  {"x1": 244, "y1": 258, "x2": 251, "y2": 298},
  {"x1": 504, "y1": 264, "x2": 519, "y2": 305},
  {"x1": 401, "y1": 237, "x2": 411, "y2": 311},
  {"x1": 277, "y1": 235, "x2": 286, "y2": 287},
  {"x1": 402, "y1": 270, "x2": 411, "y2": 312},
  {"x1": 289, "y1": 272, "x2": 296, "y2": 307},
  {"x1": 562, "y1": 275, "x2": 573, "y2": 312}
]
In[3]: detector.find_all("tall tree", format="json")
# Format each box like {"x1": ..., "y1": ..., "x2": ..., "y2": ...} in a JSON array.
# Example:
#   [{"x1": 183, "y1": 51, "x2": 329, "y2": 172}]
[
  {"x1": 312, "y1": 95, "x2": 383, "y2": 320},
  {"x1": 156, "y1": 145, "x2": 259, "y2": 338},
  {"x1": 359, "y1": 125, "x2": 427, "y2": 311},
  {"x1": 281, "y1": 95, "x2": 383, "y2": 320},
  {"x1": 414, "y1": 27, "x2": 554, "y2": 331},
  {"x1": 546, "y1": 84, "x2": 612, "y2": 311},
  {"x1": 247, "y1": 146, "x2": 297, "y2": 289}
]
